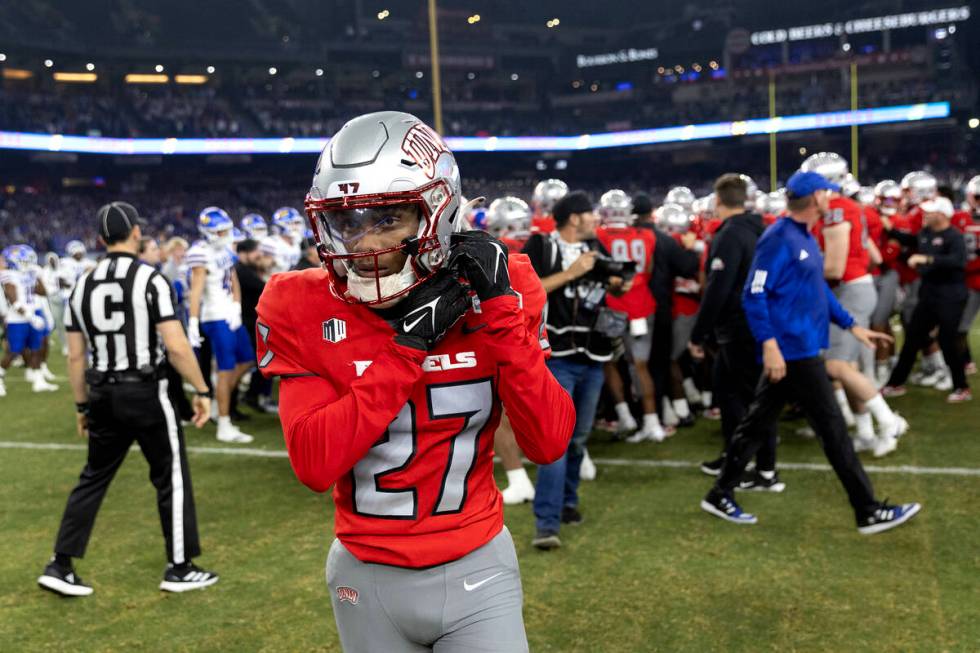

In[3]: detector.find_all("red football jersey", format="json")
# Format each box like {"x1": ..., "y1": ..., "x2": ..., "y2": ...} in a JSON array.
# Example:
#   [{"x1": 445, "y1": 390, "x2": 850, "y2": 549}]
[
  {"x1": 863, "y1": 205, "x2": 883, "y2": 276},
  {"x1": 595, "y1": 225, "x2": 657, "y2": 319},
  {"x1": 889, "y1": 212, "x2": 921, "y2": 284},
  {"x1": 813, "y1": 196, "x2": 871, "y2": 283},
  {"x1": 256, "y1": 266, "x2": 574, "y2": 568},
  {"x1": 953, "y1": 210, "x2": 980, "y2": 291},
  {"x1": 669, "y1": 233, "x2": 704, "y2": 318},
  {"x1": 500, "y1": 236, "x2": 527, "y2": 253},
  {"x1": 531, "y1": 214, "x2": 556, "y2": 234},
  {"x1": 508, "y1": 252, "x2": 550, "y2": 355}
]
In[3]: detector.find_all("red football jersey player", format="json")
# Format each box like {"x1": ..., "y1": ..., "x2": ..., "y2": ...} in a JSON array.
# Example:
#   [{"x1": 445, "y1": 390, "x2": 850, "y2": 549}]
[
  {"x1": 258, "y1": 112, "x2": 574, "y2": 652},
  {"x1": 812, "y1": 195, "x2": 871, "y2": 283},
  {"x1": 953, "y1": 208, "x2": 980, "y2": 292},
  {"x1": 595, "y1": 224, "x2": 656, "y2": 319}
]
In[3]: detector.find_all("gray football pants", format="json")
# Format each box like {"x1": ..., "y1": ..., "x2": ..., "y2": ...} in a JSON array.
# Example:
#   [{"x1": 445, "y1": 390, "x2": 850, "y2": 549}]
[{"x1": 325, "y1": 526, "x2": 528, "y2": 653}]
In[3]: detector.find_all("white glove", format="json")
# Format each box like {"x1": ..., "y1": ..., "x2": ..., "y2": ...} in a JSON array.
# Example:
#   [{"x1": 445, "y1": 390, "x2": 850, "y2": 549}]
[
  {"x1": 187, "y1": 317, "x2": 202, "y2": 348},
  {"x1": 30, "y1": 313, "x2": 46, "y2": 331},
  {"x1": 226, "y1": 302, "x2": 243, "y2": 332}
]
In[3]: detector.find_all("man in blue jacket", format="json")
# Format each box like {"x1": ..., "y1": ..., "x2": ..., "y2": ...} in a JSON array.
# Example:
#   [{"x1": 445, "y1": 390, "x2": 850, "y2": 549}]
[{"x1": 700, "y1": 171, "x2": 921, "y2": 535}]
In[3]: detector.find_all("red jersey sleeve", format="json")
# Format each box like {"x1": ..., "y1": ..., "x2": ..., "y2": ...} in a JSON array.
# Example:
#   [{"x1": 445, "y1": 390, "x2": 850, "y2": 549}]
[
  {"x1": 478, "y1": 294, "x2": 574, "y2": 464},
  {"x1": 257, "y1": 273, "x2": 428, "y2": 493},
  {"x1": 509, "y1": 253, "x2": 550, "y2": 354}
]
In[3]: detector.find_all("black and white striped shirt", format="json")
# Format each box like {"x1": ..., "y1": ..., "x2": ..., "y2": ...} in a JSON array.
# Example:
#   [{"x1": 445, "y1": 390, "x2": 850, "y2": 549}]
[{"x1": 65, "y1": 253, "x2": 178, "y2": 373}]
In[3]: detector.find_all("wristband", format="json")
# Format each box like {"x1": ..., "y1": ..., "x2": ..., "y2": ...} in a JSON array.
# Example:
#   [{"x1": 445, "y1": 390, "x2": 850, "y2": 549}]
[
  {"x1": 76, "y1": 402, "x2": 90, "y2": 416},
  {"x1": 195, "y1": 389, "x2": 213, "y2": 399}
]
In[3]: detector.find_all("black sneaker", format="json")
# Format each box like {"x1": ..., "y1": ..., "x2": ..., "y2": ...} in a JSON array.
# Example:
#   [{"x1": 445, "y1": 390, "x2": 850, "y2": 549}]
[
  {"x1": 857, "y1": 501, "x2": 921, "y2": 535},
  {"x1": 700, "y1": 491, "x2": 758, "y2": 525},
  {"x1": 676, "y1": 415, "x2": 696, "y2": 428},
  {"x1": 38, "y1": 560, "x2": 93, "y2": 597},
  {"x1": 700, "y1": 455, "x2": 725, "y2": 476},
  {"x1": 561, "y1": 506, "x2": 584, "y2": 525},
  {"x1": 737, "y1": 470, "x2": 786, "y2": 493},
  {"x1": 159, "y1": 562, "x2": 219, "y2": 593},
  {"x1": 532, "y1": 531, "x2": 562, "y2": 550}
]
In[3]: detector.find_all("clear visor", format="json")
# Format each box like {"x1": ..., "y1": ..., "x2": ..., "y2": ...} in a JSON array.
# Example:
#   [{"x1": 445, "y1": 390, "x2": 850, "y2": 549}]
[{"x1": 313, "y1": 202, "x2": 423, "y2": 258}]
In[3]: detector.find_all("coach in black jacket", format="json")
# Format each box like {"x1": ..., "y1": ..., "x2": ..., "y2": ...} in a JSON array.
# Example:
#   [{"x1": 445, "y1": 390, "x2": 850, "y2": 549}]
[
  {"x1": 634, "y1": 194, "x2": 700, "y2": 409},
  {"x1": 687, "y1": 175, "x2": 779, "y2": 487}
]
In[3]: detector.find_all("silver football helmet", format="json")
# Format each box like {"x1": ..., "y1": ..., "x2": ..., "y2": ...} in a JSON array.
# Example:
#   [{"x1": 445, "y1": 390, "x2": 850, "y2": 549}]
[
  {"x1": 532, "y1": 179, "x2": 569, "y2": 215},
  {"x1": 664, "y1": 186, "x2": 696, "y2": 211},
  {"x1": 65, "y1": 240, "x2": 86, "y2": 257},
  {"x1": 800, "y1": 152, "x2": 849, "y2": 187},
  {"x1": 856, "y1": 186, "x2": 876, "y2": 206},
  {"x1": 874, "y1": 180, "x2": 902, "y2": 216},
  {"x1": 305, "y1": 111, "x2": 462, "y2": 305},
  {"x1": 598, "y1": 189, "x2": 633, "y2": 226},
  {"x1": 900, "y1": 171, "x2": 937, "y2": 205},
  {"x1": 657, "y1": 203, "x2": 691, "y2": 234},
  {"x1": 761, "y1": 190, "x2": 787, "y2": 216},
  {"x1": 839, "y1": 174, "x2": 861, "y2": 199},
  {"x1": 967, "y1": 175, "x2": 980, "y2": 209},
  {"x1": 486, "y1": 196, "x2": 532, "y2": 239}
]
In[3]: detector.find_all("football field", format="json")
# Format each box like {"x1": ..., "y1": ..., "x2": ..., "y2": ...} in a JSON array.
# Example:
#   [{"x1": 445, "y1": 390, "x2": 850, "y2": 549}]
[{"x1": 1, "y1": 334, "x2": 978, "y2": 652}]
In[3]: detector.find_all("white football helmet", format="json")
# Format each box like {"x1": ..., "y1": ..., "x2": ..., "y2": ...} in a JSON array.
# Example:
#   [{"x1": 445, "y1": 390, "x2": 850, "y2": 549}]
[
  {"x1": 856, "y1": 186, "x2": 876, "y2": 206},
  {"x1": 598, "y1": 189, "x2": 633, "y2": 226},
  {"x1": 664, "y1": 186, "x2": 696, "y2": 211},
  {"x1": 486, "y1": 196, "x2": 531, "y2": 239},
  {"x1": 532, "y1": 179, "x2": 569, "y2": 215},
  {"x1": 657, "y1": 203, "x2": 691, "y2": 234},
  {"x1": 874, "y1": 180, "x2": 902, "y2": 216},
  {"x1": 839, "y1": 174, "x2": 861, "y2": 199},
  {"x1": 305, "y1": 111, "x2": 463, "y2": 305},
  {"x1": 65, "y1": 240, "x2": 86, "y2": 258},
  {"x1": 801, "y1": 152, "x2": 849, "y2": 186},
  {"x1": 967, "y1": 175, "x2": 980, "y2": 209},
  {"x1": 900, "y1": 171, "x2": 937, "y2": 205}
]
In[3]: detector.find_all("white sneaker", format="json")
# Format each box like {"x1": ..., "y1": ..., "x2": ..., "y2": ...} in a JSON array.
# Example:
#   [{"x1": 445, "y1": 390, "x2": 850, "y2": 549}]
[
  {"x1": 796, "y1": 425, "x2": 816, "y2": 439},
  {"x1": 579, "y1": 450, "x2": 596, "y2": 481},
  {"x1": 216, "y1": 423, "x2": 254, "y2": 444},
  {"x1": 615, "y1": 413, "x2": 637, "y2": 434},
  {"x1": 933, "y1": 370, "x2": 953, "y2": 392},
  {"x1": 872, "y1": 435, "x2": 898, "y2": 458},
  {"x1": 625, "y1": 425, "x2": 666, "y2": 443},
  {"x1": 0, "y1": 379, "x2": 6, "y2": 397},
  {"x1": 32, "y1": 378, "x2": 59, "y2": 392},
  {"x1": 852, "y1": 436, "x2": 876, "y2": 453},
  {"x1": 501, "y1": 478, "x2": 535, "y2": 505},
  {"x1": 916, "y1": 369, "x2": 942, "y2": 387},
  {"x1": 40, "y1": 365, "x2": 57, "y2": 382}
]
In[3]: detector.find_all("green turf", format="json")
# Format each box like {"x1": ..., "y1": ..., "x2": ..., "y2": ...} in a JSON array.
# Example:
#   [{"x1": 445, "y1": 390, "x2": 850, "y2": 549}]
[{"x1": 1, "y1": 332, "x2": 978, "y2": 652}]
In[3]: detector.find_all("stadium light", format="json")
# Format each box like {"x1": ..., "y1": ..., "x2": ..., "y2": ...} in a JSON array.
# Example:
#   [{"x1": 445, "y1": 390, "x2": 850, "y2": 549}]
[
  {"x1": 315, "y1": 68, "x2": 324, "y2": 77},
  {"x1": 268, "y1": 67, "x2": 277, "y2": 75},
  {"x1": 709, "y1": 61, "x2": 719, "y2": 70},
  {"x1": 799, "y1": 147, "x2": 808, "y2": 155},
  {"x1": 547, "y1": 18, "x2": 560, "y2": 28},
  {"x1": 0, "y1": 53, "x2": 7, "y2": 62},
  {"x1": 842, "y1": 42, "x2": 852, "y2": 51},
  {"x1": 969, "y1": 118, "x2": 979, "y2": 129},
  {"x1": 467, "y1": 72, "x2": 476, "y2": 80},
  {"x1": 125, "y1": 73, "x2": 169, "y2": 83},
  {"x1": 511, "y1": 73, "x2": 519, "y2": 81},
  {"x1": 2, "y1": 68, "x2": 33, "y2": 80},
  {"x1": 85, "y1": 62, "x2": 95, "y2": 71},
  {"x1": 0, "y1": 103, "x2": 951, "y2": 155},
  {"x1": 155, "y1": 64, "x2": 164, "y2": 73},
  {"x1": 175, "y1": 75, "x2": 208, "y2": 84},
  {"x1": 415, "y1": 70, "x2": 424, "y2": 78},
  {"x1": 206, "y1": 65, "x2": 216, "y2": 74},
  {"x1": 44, "y1": 59, "x2": 54, "y2": 68},
  {"x1": 468, "y1": 14, "x2": 480, "y2": 24},
  {"x1": 53, "y1": 72, "x2": 98, "y2": 83},
  {"x1": 377, "y1": 9, "x2": 389, "y2": 20},
  {"x1": 372, "y1": 70, "x2": 380, "y2": 78}
]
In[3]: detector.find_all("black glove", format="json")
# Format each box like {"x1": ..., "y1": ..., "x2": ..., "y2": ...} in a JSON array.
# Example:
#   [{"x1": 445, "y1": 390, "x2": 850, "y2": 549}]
[
  {"x1": 447, "y1": 230, "x2": 516, "y2": 301},
  {"x1": 381, "y1": 268, "x2": 472, "y2": 351}
]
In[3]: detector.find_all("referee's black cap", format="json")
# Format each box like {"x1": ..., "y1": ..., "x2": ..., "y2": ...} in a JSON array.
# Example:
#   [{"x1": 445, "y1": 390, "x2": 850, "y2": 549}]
[{"x1": 98, "y1": 201, "x2": 147, "y2": 243}]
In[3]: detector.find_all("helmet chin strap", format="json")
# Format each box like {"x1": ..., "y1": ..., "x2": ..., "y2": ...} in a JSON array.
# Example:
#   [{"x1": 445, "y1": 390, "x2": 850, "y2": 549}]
[{"x1": 346, "y1": 257, "x2": 417, "y2": 307}]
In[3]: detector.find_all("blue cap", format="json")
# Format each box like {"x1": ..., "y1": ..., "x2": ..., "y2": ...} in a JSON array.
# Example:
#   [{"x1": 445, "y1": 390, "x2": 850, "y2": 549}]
[{"x1": 786, "y1": 171, "x2": 840, "y2": 198}]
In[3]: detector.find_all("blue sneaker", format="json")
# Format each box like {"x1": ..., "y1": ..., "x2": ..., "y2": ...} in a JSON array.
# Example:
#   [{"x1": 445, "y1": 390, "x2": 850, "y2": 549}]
[
  {"x1": 857, "y1": 501, "x2": 921, "y2": 535},
  {"x1": 700, "y1": 492, "x2": 757, "y2": 525}
]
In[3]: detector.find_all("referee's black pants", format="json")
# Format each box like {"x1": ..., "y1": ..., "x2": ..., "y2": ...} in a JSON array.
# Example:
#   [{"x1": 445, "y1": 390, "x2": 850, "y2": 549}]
[
  {"x1": 713, "y1": 356, "x2": 878, "y2": 517},
  {"x1": 54, "y1": 378, "x2": 201, "y2": 564},
  {"x1": 887, "y1": 297, "x2": 968, "y2": 391},
  {"x1": 713, "y1": 339, "x2": 777, "y2": 471}
]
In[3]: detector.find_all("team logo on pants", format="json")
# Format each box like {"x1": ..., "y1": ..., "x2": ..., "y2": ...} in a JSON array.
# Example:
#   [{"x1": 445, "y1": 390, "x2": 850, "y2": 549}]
[{"x1": 336, "y1": 586, "x2": 359, "y2": 605}]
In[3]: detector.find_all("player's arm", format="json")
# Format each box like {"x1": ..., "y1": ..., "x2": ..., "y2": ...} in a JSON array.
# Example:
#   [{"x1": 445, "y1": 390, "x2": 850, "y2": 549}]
[
  {"x1": 479, "y1": 295, "x2": 575, "y2": 463},
  {"x1": 230, "y1": 267, "x2": 242, "y2": 304},
  {"x1": 822, "y1": 222, "x2": 850, "y2": 281},
  {"x1": 3, "y1": 281, "x2": 18, "y2": 308},
  {"x1": 34, "y1": 279, "x2": 48, "y2": 296},
  {"x1": 188, "y1": 266, "x2": 206, "y2": 320},
  {"x1": 690, "y1": 235, "x2": 740, "y2": 345}
]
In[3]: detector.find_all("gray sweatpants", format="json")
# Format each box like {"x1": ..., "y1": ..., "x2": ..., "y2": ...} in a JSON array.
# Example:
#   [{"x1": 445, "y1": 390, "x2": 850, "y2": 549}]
[{"x1": 325, "y1": 527, "x2": 528, "y2": 653}]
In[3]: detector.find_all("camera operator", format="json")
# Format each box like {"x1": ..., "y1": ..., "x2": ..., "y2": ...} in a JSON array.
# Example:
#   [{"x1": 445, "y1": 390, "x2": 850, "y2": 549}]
[{"x1": 522, "y1": 191, "x2": 632, "y2": 549}]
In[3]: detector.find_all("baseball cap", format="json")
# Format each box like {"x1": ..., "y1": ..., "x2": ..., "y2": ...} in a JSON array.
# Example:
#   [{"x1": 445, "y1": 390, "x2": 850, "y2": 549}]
[
  {"x1": 785, "y1": 171, "x2": 841, "y2": 198},
  {"x1": 553, "y1": 191, "x2": 593, "y2": 223},
  {"x1": 631, "y1": 193, "x2": 653, "y2": 215},
  {"x1": 919, "y1": 196, "x2": 954, "y2": 218},
  {"x1": 98, "y1": 201, "x2": 147, "y2": 242}
]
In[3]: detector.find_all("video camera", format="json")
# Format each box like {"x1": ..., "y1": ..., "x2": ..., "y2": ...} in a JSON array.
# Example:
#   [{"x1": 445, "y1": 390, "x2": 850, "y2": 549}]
[{"x1": 586, "y1": 255, "x2": 637, "y2": 283}]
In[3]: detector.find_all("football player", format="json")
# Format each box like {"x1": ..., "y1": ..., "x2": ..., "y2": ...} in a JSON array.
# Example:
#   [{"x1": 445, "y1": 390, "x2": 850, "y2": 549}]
[
  {"x1": 530, "y1": 178, "x2": 568, "y2": 234},
  {"x1": 594, "y1": 190, "x2": 666, "y2": 442},
  {"x1": 256, "y1": 112, "x2": 574, "y2": 653},
  {"x1": 869, "y1": 180, "x2": 904, "y2": 385},
  {"x1": 186, "y1": 208, "x2": 255, "y2": 443},
  {"x1": 802, "y1": 154, "x2": 906, "y2": 456},
  {"x1": 240, "y1": 213, "x2": 268, "y2": 240},
  {"x1": 953, "y1": 177, "x2": 980, "y2": 375},
  {"x1": 268, "y1": 206, "x2": 305, "y2": 273},
  {"x1": 0, "y1": 245, "x2": 57, "y2": 393}
]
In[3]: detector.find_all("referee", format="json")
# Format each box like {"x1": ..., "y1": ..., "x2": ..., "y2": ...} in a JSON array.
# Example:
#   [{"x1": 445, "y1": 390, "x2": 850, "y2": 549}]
[
  {"x1": 38, "y1": 202, "x2": 219, "y2": 597},
  {"x1": 699, "y1": 172, "x2": 921, "y2": 535}
]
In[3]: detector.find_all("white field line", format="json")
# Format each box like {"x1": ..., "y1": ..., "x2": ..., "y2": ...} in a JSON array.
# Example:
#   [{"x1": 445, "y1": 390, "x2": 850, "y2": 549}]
[{"x1": 1, "y1": 441, "x2": 978, "y2": 477}]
